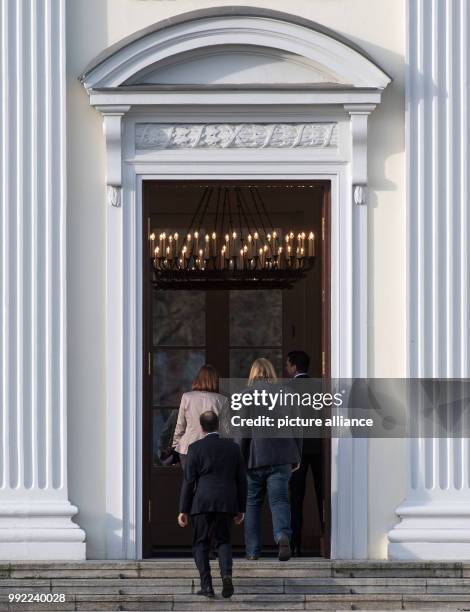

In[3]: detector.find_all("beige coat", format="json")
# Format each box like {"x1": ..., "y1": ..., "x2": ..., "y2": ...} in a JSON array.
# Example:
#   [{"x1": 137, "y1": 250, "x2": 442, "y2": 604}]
[{"x1": 172, "y1": 390, "x2": 228, "y2": 455}]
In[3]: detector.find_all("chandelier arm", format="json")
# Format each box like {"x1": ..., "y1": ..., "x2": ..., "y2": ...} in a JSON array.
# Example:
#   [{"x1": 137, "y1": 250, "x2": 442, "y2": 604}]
[
  {"x1": 196, "y1": 186, "x2": 213, "y2": 235},
  {"x1": 237, "y1": 196, "x2": 244, "y2": 246},
  {"x1": 184, "y1": 186, "x2": 209, "y2": 254},
  {"x1": 227, "y1": 188, "x2": 235, "y2": 243},
  {"x1": 238, "y1": 187, "x2": 262, "y2": 240},
  {"x1": 213, "y1": 186, "x2": 221, "y2": 236},
  {"x1": 249, "y1": 187, "x2": 270, "y2": 249},
  {"x1": 253, "y1": 188, "x2": 277, "y2": 257},
  {"x1": 236, "y1": 189, "x2": 253, "y2": 239},
  {"x1": 254, "y1": 186, "x2": 277, "y2": 234}
]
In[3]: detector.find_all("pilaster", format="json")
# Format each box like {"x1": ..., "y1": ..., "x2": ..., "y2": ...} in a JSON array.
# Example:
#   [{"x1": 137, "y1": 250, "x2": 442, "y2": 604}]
[{"x1": 0, "y1": 0, "x2": 85, "y2": 559}]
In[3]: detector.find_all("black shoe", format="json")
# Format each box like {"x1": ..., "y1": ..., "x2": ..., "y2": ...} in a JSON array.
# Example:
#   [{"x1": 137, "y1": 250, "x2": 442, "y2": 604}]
[
  {"x1": 246, "y1": 554, "x2": 259, "y2": 560},
  {"x1": 196, "y1": 588, "x2": 215, "y2": 598},
  {"x1": 221, "y1": 575, "x2": 234, "y2": 598},
  {"x1": 278, "y1": 533, "x2": 291, "y2": 561}
]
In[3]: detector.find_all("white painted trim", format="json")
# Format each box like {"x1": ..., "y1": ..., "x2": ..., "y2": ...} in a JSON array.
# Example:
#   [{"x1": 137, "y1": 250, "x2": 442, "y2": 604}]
[
  {"x1": 81, "y1": 15, "x2": 390, "y2": 91},
  {"x1": 96, "y1": 106, "x2": 372, "y2": 559},
  {"x1": 82, "y1": 11, "x2": 389, "y2": 560}
]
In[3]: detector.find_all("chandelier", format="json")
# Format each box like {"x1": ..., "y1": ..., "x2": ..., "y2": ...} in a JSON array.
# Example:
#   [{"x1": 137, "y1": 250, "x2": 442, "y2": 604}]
[{"x1": 149, "y1": 186, "x2": 315, "y2": 290}]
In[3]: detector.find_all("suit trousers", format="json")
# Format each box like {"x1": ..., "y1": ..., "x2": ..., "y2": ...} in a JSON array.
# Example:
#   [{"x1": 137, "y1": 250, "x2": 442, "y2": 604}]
[
  {"x1": 290, "y1": 452, "x2": 323, "y2": 548},
  {"x1": 192, "y1": 513, "x2": 233, "y2": 589}
]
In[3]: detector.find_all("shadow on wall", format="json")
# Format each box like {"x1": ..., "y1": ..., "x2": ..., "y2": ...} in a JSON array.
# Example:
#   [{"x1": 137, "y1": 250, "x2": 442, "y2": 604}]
[{"x1": 66, "y1": 0, "x2": 109, "y2": 560}]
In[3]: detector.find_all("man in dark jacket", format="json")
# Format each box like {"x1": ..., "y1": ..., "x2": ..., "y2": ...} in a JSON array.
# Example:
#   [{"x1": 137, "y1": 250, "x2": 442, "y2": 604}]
[
  {"x1": 178, "y1": 410, "x2": 247, "y2": 599},
  {"x1": 286, "y1": 350, "x2": 323, "y2": 556}
]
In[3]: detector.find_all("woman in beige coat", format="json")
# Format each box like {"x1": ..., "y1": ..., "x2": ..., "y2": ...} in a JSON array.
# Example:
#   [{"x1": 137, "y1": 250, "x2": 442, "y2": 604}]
[{"x1": 172, "y1": 364, "x2": 227, "y2": 468}]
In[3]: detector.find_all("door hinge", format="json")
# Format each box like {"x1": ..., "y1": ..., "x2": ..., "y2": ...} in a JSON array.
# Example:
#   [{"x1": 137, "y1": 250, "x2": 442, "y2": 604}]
[
  {"x1": 148, "y1": 499, "x2": 152, "y2": 522},
  {"x1": 148, "y1": 352, "x2": 152, "y2": 376},
  {"x1": 322, "y1": 217, "x2": 325, "y2": 241},
  {"x1": 322, "y1": 351, "x2": 326, "y2": 377}
]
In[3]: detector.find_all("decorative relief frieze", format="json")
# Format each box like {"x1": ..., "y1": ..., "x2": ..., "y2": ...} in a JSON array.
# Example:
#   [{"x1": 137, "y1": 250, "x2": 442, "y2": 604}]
[{"x1": 135, "y1": 123, "x2": 338, "y2": 150}]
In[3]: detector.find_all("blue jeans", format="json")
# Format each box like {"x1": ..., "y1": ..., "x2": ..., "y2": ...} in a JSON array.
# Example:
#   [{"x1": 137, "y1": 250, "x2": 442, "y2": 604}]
[{"x1": 245, "y1": 464, "x2": 292, "y2": 556}]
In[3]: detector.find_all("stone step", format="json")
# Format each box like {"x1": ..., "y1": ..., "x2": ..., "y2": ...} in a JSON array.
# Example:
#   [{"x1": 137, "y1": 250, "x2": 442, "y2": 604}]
[
  {"x1": 2, "y1": 560, "x2": 468, "y2": 579},
  {"x1": 2, "y1": 592, "x2": 470, "y2": 611},
  {"x1": 3, "y1": 562, "x2": 470, "y2": 611},
  {"x1": 4, "y1": 576, "x2": 470, "y2": 595}
]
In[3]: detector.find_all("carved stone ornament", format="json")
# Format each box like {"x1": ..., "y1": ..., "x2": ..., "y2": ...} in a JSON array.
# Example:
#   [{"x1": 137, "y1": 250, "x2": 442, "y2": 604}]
[
  {"x1": 353, "y1": 184, "x2": 367, "y2": 205},
  {"x1": 107, "y1": 185, "x2": 121, "y2": 207},
  {"x1": 135, "y1": 123, "x2": 338, "y2": 151}
]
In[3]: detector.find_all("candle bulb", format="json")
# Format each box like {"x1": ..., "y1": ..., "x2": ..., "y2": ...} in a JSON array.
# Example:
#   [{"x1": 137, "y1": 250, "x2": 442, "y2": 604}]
[
  {"x1": 254, "y1": 231, "x2": 259, "y2": 255},
  {"x1": 199, "y1": 249, "x2": 204, "y2": 269},
  {"x1": 272, "y1": 231, "x2": 277, "y2": 253},
  {"x1": 308, "y1": 231, "x2": 315, "y2": 257},
  {"x1": 259, "y1": 247, "x2": 264, "y2": 268},
  {"x1": 240, "y1": 248, "x2": 244, "y2": 269},
  {"x1": 247, "y1": 234, "x2": 253, "y2": 258},
  {"x1": 149, "y1": 232, "x2": 155, "y2": 257},
  {"x1": 221, "y1": 245, "x2": 226, "y2": 269},
  {"x1": 194, "y1": 231, "x2": 199, "y2": 254},
  {"x1": 161, "y1": 232, "x2": 166, "y2": 255},
  {"x1": 154, "y1": 246, "x2": 159, "y2": 269},
  {"x1": 205, "y1": 234, "x2": 210, "y2": 258},
  {"x1": 263, "y1": 244, "x2": 269, "y2": 268},
  {"x1": 232, "y1": 231, "x2": 237, "y2": 257},
  {"x1": 182, "y1": 245, "x2": 187, "y2": 268},
  {"x1": 168, "y1": 234, "x2": 173, "y2": 259},
  {"x1": 174, "y1": 232, "x2": 179, "y2": 256},
  {"x1": 212, "y1": 232, "x2": 217, "y2": 257},
  {"x1": 278, "y1": 246, "x2": 283, "y2": 269}
]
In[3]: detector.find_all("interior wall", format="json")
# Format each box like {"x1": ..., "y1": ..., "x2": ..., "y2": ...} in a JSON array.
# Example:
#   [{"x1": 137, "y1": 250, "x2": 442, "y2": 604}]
[{"x1": 66, "y1": 0, "x2": 405, "y2": 558}]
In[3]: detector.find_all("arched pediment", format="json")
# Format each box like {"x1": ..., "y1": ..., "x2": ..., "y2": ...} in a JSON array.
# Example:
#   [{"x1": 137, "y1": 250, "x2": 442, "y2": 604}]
[{"x1": 80, "y1": 7, "x2": 391, "y2": 91}]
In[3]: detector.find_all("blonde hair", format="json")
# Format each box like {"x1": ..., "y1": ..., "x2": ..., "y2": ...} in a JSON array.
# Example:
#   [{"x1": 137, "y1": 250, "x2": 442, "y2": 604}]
[
  {"x1": 192, "y1": 364, "x2": 219, "y2": 393},
  {"x1": 248, "y1": 358, "x2": 278, "y2": 385}
]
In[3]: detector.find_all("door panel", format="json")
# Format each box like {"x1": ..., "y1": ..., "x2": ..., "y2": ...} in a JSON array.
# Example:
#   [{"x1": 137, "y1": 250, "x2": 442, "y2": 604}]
[{"x1": 142, "y1": 181, "x2": 331, "y2": 556}]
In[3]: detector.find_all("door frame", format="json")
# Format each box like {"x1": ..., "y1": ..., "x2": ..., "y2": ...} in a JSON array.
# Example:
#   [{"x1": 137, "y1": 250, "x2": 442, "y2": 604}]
[
  {"x1": 142, "y1": 180, "x2": 332, "y2": 557},
  {"x1": 101, "y1": 104, "x2": 370, "y2": 560}
]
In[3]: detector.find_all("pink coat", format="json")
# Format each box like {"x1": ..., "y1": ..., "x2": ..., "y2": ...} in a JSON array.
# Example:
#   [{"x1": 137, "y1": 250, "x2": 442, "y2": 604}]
[{"x1": 172, "y1": 390, "x2": 228, "y2": 455}]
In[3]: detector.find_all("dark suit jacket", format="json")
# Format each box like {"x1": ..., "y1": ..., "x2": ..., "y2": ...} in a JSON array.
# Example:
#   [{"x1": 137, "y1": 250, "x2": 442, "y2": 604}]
[
  {"x1": 179, "y1": 433, "x2": 247, "y2": 515},
  {"x1": 294, "y1": 373, "x2": 322, "y2": 455},
  {"x1": 237, "y1": 382, "x2": 302, "y2": 470}
]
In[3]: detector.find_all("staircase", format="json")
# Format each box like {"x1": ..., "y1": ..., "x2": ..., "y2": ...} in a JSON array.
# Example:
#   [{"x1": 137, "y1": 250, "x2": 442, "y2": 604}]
[{"x1": 2, "y1": 559, "x2": 470, "y2": 611}]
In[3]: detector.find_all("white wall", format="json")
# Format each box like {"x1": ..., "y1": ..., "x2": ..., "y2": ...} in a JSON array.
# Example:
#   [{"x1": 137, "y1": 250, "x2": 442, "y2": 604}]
[{"x1": 66, "y1": 0, "x2": 405, "y2": 558}]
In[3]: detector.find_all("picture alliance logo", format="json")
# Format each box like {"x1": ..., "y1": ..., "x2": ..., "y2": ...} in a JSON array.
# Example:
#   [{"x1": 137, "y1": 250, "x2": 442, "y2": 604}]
[{"x1": 230, "y1": 389, "x2": 345, "y2": 412}]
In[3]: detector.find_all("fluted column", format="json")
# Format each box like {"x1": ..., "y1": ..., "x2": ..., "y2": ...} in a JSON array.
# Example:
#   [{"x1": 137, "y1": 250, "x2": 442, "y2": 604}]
[
  {"x1": 0, "y1": 0, "x2": 85, "y2": 559},
  {"x1": 388, "y1": 0, "x2": 470, "y2": 559}
]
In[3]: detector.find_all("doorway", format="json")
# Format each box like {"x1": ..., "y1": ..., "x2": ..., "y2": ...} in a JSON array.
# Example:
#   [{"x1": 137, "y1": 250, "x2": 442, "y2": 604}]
[{"x1": 142, "y1": 180, "x2": 331, "y2": 557}]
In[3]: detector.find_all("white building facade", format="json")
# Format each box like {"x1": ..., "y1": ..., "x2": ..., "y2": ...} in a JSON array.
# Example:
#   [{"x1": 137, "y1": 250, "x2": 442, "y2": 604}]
[{"x1": 0, "y1": 0, "x2": 468, "y2": 561}]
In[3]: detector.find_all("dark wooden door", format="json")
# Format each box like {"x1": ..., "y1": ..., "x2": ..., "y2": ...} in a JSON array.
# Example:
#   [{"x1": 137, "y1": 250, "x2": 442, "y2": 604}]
[{"x1": 142, "y1": 181, "x2": 331, "y2": 557}]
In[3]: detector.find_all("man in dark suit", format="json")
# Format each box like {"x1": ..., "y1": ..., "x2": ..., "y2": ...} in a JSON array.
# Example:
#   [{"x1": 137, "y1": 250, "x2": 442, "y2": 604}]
[
  {"x1": 178, "y1": 410, "x2": 247, "y2": 599},
  {"x1": 286, "y1": 350, "x2": 323, "y2": 556}
]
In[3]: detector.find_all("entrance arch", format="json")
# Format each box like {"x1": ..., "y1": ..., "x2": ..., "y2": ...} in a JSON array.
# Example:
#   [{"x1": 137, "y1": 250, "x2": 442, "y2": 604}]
[{"x1": 81, "y1": 6, "x2": 390, "y2": 559}]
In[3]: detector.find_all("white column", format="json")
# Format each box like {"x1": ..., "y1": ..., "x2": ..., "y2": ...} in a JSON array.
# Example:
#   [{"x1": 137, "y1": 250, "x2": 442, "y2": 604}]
[
  {"x1": 388, "y1": 0, "x2": 470, "y2": 559},
  {"x1": 0, "y1": 0, "x2": 85, "y2": 559}
]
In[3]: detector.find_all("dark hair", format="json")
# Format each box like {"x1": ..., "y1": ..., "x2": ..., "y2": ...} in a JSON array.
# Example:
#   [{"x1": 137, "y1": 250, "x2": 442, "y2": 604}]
[
  {"x1": 287, "y1": 350, "x2": 310, "y2": 373},
  {"x1": 200, "y1": 410, "x2": 219, "y2": 433},
  {"x1": 192, "y1": 364, "x2": 219, "y2": 393}
]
